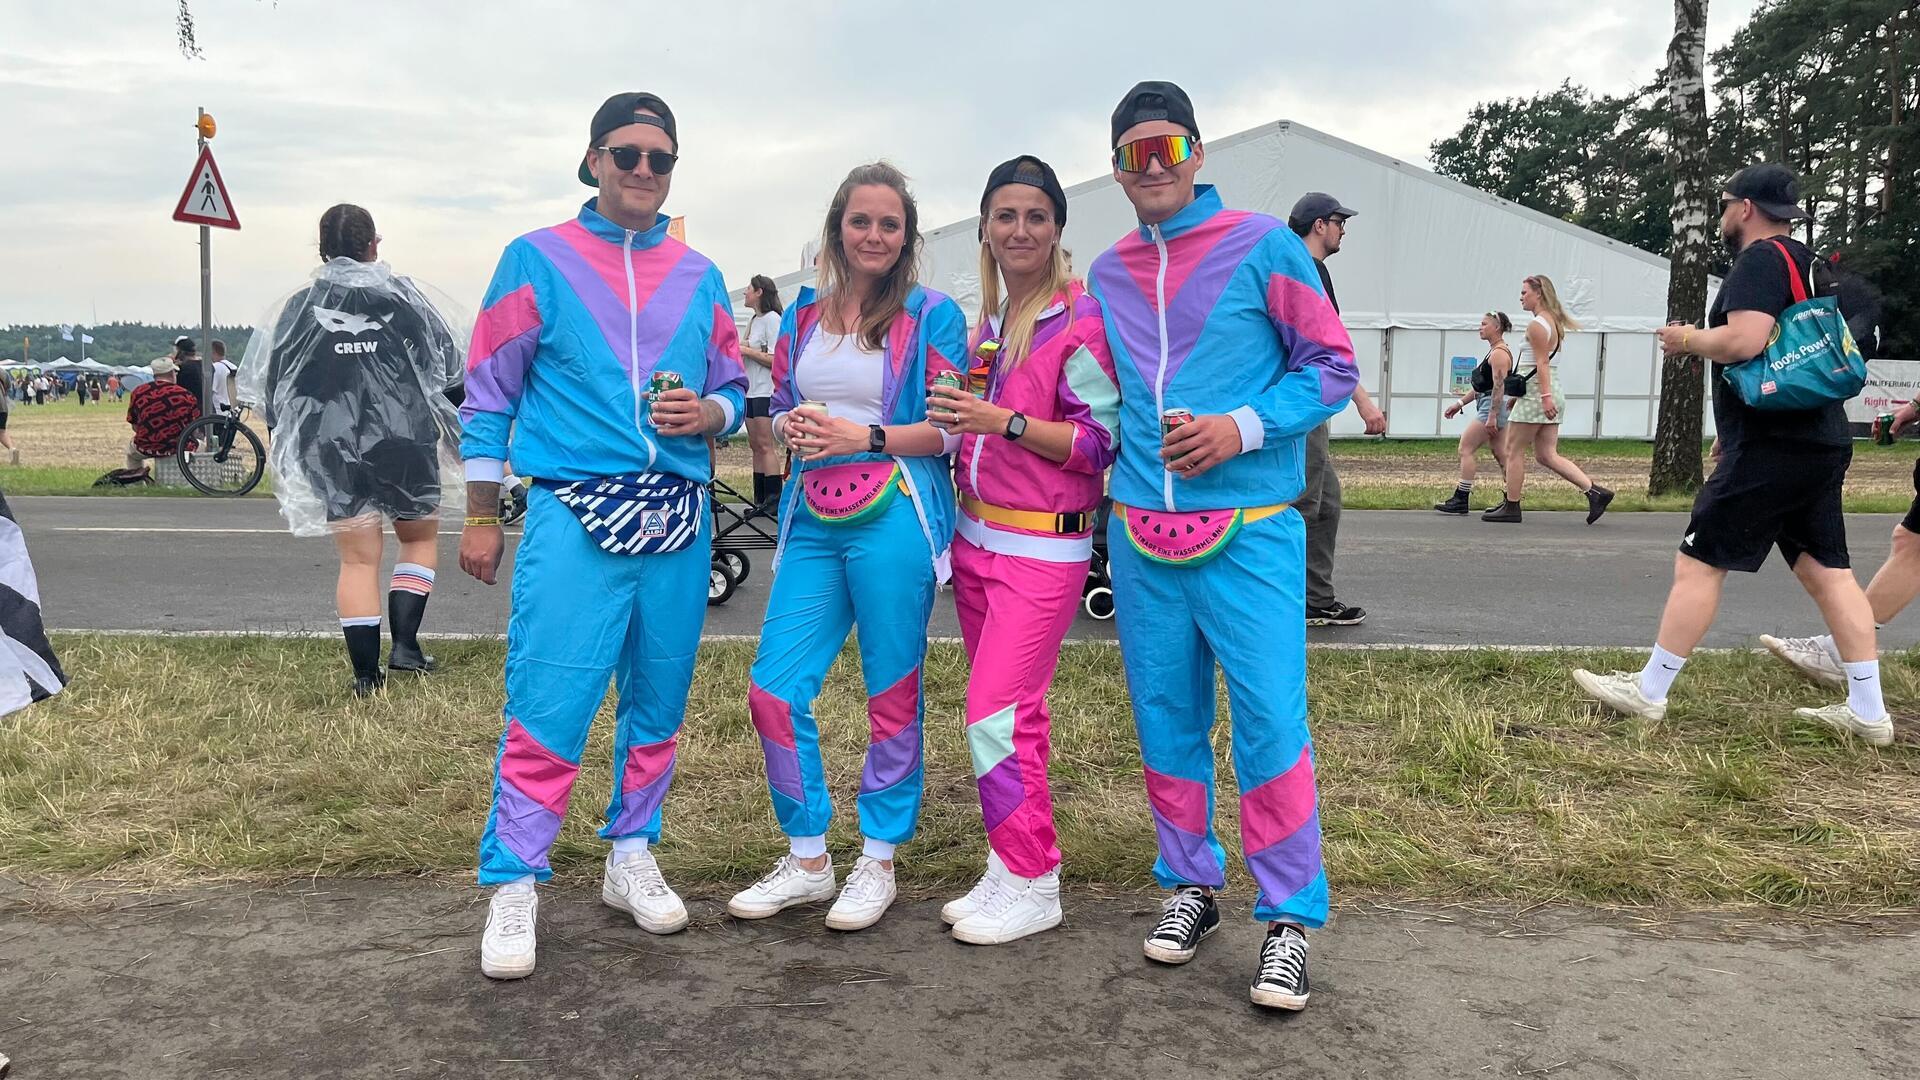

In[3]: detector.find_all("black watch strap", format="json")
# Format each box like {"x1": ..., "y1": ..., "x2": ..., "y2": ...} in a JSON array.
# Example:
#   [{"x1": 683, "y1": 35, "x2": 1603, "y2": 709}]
[
  {"x1": 868, "y1": 424, "x2": 887, "y2": 454},
  {"x1": 1004, "y1": 411, "x2": 1028, "y2": 441}
]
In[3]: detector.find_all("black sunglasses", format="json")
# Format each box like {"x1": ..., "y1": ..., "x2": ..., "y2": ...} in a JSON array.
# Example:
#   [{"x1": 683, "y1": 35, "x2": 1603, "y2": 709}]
[
  {"x1": 1719, "y1": 196, "x2": 1745, "y2": 212},
  {"x1": 597, "y1": 145, "x2": 678, "y2": 174}
]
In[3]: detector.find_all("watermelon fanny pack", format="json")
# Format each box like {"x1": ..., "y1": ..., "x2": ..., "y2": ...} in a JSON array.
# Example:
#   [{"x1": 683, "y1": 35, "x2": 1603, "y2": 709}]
[
  {"x1": 802, "y1": 461, "x2": 907, "y2": 526},
  {"x1": 1117, "y1": 501, "x2": 1290, "y2": 567}
]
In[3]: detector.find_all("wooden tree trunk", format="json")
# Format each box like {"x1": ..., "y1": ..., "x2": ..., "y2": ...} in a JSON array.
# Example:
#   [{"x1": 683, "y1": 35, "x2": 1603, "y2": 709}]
[{"x1": 1651, "y1": 0, "x2": 1713, "y2": 495}]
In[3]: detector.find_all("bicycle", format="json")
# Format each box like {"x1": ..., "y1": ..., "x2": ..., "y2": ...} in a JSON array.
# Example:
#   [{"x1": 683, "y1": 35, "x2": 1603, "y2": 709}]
[{"x1": 176, "y1": 406, "x2": 267, "y2": 496}]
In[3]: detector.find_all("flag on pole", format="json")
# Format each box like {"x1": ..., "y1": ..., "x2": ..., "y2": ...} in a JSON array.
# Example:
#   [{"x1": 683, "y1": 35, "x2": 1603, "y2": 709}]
[
  {"x1": 58, "y1": 324, "x2": 73, "y2": 341},
  {"x1": 81, "y1": 334, "x2": 94, "y2": 345},
  {"x1": 0, "y1": 491, "x2": 67, "y2": 713}
]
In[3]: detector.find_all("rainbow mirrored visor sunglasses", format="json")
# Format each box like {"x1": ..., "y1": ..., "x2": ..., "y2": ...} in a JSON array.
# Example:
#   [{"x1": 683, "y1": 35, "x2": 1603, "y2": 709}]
[{"x1": 1113, "y1": 134, "x2": 1196, "y2": 173}]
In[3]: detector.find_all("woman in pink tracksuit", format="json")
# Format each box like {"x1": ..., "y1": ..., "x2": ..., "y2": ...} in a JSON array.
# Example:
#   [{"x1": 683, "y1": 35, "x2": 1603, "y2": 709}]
[{"x1": 928, "y1": 156, "x2": 1120, "y2": 945}]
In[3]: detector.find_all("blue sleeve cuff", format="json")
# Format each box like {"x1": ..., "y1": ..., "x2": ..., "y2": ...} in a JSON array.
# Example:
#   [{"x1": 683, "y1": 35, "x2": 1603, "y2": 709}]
[{"x1": 1228, "y1": 406, "x2": 1265, "y2": 454}]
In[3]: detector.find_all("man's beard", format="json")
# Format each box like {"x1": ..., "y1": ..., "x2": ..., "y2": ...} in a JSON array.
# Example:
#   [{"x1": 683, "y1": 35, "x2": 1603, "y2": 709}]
[{"x1": 1721, "y1": 226, "x2": 1744, "y2": 256}]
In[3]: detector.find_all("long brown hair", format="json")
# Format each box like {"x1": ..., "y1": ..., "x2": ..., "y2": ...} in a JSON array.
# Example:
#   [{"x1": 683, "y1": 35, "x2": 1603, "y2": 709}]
[
  {"x1": 748, "y1": 274, "x2": 783, "y2": 316},
  {"x1": 1524, "y1": 275, "x2": 1580, "y2": 343},
  {"x1": 816, "y1": 162, "x2": 921, "y2": 351},
  {"x1": 977, "y1": 161, "x2": 1074, "y2": 370}
]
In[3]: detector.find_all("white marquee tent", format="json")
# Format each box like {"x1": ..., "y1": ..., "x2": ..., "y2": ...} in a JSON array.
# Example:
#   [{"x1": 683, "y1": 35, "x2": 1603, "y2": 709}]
[{"x1": 740, "y1": 119, "x2": 1715, "y2": 439}]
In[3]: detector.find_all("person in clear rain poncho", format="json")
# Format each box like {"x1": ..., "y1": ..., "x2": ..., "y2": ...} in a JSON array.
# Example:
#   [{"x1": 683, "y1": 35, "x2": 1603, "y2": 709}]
[{"x1": 238, "y1": 203, "x2": 467, "y2": 696}]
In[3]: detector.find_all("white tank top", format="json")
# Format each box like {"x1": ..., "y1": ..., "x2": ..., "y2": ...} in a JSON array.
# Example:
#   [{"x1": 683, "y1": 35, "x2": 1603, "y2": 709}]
[
  {"x1": 1515, "y1": 313, "x2": 1559, "y2": 375},
  {"x1": 795, "y1": 331, "x2": 887, "y2": 427}
]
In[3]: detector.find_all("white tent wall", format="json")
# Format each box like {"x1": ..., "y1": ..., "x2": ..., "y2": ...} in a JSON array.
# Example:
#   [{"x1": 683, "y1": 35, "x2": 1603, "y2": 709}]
[{"x1": 736, "y1": 120, "x2": 1711, "y2": 441}]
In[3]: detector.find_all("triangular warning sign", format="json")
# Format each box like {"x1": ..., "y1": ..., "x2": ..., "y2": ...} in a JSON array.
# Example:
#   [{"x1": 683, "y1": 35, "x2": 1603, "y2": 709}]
[{"x1": 172, "y1": 146, "x2": 240, "y2": 229}]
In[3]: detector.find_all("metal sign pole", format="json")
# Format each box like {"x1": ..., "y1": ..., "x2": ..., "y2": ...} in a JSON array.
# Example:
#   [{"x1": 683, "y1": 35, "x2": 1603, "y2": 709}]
[{"x1": 197, "y1": 107, "x2": 213, "y2": 417}]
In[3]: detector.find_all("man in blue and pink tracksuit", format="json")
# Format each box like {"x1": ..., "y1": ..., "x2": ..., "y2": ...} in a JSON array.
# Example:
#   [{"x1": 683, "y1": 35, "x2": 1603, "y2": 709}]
[
  {"x1": 1089, "y1": 81, "x2": 1357, "y2": 1011},
  {"x1": 458, "y1": 92, "x2": 746, "y2": 980}
]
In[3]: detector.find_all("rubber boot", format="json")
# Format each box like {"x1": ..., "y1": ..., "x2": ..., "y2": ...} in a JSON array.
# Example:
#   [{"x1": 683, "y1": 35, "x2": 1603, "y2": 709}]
[
  {"x1": 387, "y1": 590, "x2": 437, "y2": 673},
  {"x1": 1433, "y1": 486, "x2": 1471, "y2": 515},
  {"x1": 1481, "y1": 498, "x2": 1523, "y2": 524},
  {"x1": 343, "y1": 622, "x2": 386, "y2": 697}
]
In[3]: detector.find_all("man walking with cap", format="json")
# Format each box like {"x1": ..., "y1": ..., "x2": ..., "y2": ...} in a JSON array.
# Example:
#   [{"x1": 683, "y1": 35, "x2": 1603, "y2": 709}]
[
  {"x1": 1575, "y1": 163, "x2": 1889, "y2": 746},
  {"x1": 1289, "y1": 192, "x2": 1382, "y2": 626},
  {"x1": 170, "y1": 335, "x2": 206, "y2": 413},
  {"x1": 460, "y1": 91, "x2": 747, "y2": 979},
  {"x1": 1090, "y1": 80, "x2": 1356, "y2": 1010}
]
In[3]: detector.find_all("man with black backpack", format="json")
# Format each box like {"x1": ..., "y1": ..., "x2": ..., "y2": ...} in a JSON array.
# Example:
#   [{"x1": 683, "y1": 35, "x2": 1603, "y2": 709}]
[{"x1": 1573, "y1": 164, "x2": 1889, "y2": 747}]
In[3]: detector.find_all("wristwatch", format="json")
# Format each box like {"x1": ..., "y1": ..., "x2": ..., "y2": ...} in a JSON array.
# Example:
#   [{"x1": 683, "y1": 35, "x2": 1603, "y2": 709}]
[
  {"x1": 1003, "y1": 411, "x2": 1028, "y2": 441},
  {"x1": 868, "y1": 424, "x2": 888, "y2": 454}
]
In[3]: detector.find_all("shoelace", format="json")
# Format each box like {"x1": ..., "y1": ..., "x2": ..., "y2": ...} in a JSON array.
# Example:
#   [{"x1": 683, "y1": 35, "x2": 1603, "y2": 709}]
[
  {"x1": 1152, "y1": 889, "x2": 1208, "y2": 941},
  {"x1": 1258, "y1": 930, "x2": 1308, "y2": 988},
  {"x1": 491, "y1": 892, "x2": 535, "y2": 937},
  {"x1": 756, "y1": 854, "x2": 812, "y2": 890},
  {"x1": 841, "y1": 859, "x2": 892, "y2": 902},
  {"x1": 972, "y1": 873, "x2": 1019, "y2": 918},
  {"x1": 616, "y1": 854, "x2": 670, "y2": 898}
]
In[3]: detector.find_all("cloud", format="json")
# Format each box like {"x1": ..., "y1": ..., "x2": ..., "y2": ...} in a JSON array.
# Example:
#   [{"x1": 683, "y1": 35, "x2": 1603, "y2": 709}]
[{"x1": 0, "y1": 0, "x2": 1759, "y2": 325}]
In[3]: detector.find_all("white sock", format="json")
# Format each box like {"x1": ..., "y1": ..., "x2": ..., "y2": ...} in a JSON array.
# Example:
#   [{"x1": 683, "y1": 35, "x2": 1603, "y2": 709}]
[
  {"x1": 1639, "y1": 644, "x2": 1687, "y2": 703},
  {"x1": 497, "y1": 875, "x2": 535, "y2": 894},
  {"x1": 611, "y1": 836, "x2": 648, "y2": 858},
  {"x1": 789, "y1": 834, "x2": 827, "y2": 860},
  {"x1": 1844, "y1": 659, "x2": 1887, "y2": 720},
  {"x1": 339, "y1": 615, "x2": 381, "y2": 628},
  {"x1": 861, "y1": 837, "x2": 896, "y2": 862}
]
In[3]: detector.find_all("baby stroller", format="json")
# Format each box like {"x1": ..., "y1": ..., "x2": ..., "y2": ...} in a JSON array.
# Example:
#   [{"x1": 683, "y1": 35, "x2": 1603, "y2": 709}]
[{"x1": 708, "y1": 475, "x2": 781, "y2": 606}]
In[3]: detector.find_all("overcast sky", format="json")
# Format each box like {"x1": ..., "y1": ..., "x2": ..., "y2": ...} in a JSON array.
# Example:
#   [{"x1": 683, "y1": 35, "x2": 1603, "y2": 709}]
[{"x1": 0, "y1": 0, "x2": 1760, "y2": 330}]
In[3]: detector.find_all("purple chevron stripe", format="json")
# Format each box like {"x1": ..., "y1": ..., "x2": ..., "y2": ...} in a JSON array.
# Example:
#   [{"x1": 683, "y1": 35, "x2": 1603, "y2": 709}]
[
  {"x1": 605, "y1": 763, "x2": 675, "y2": 837},
  {"x1": 1244, "y1": 810, "x2": 1323, "y2": 910},
  {"x1": 1090, "y1": 249, "x2": 1160, "y2": 389},
  {"x1": 524, "y1": 228, "x2": 636, "y2": 379},
  {"x1": 976, "y1": 754, "x2": 1025, "y2": 833},
  {"x1": 492, "y1": 779, "x2": 563, "y2": 870},
  {"x1": 1152, "y1": 810, "x2": 1223, "y2": 888},
  {"x1": 860, "y1": 721, "x2": 923, "y2": 795},
  {"x1": 759, "y1": 734, "x2": 805, "y2": 805},
  {"x1": 1155, "y1": 215, "x2": 1276, "y2": 386}
]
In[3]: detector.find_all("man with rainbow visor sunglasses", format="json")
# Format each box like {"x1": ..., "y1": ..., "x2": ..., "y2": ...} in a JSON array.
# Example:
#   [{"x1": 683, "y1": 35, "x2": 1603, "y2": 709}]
[{"x1": 1087, "y1": 80, "x2": 1357, "y2": 1011}]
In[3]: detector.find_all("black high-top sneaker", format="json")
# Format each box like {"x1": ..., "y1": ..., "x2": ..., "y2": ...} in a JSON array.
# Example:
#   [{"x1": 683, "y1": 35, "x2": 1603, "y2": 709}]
[
  {"x1": 1250, "y1": 923, "x2": 1311, "y2": 1011},
  {"x1": 387, "y1": 590, "x2": 436, "y2": 674},
  {"x1": 1143, "y1": 886, "x2": 1220, "y2": 965}
]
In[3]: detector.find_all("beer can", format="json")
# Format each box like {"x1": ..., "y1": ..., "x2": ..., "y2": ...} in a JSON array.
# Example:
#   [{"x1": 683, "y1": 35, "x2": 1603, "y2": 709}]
[
  {"x1": 647, "y1": 370, "x2": 685, "y2": 402},
  {"x1": 794, "y1": 400, "x2": 829, "y2": 420},
  {"x1": 929, "y1": 371, "x2": 966, "y2": 430},
  {"x1": 1875, "y1": 412, "x2": 1898, "y2": 446},
  {"x1": 932, "y1": 371, "x2": 967, "y2": 395},
  {"x1": 1162, "y1": 408, "x2": 1196, "y2": 461}
]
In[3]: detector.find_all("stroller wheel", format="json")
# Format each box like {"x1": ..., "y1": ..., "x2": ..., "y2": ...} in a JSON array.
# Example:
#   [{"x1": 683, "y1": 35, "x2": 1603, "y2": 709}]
[
  {"x1": 1083, "y1": 586, "x2": 1115, "y2": 621},
  {"x1": 707, "y1": 560, "x2": 738, "y2": 606},
  {"x1": 721, "y1": 550, "x2": 750, "y2": 583}
]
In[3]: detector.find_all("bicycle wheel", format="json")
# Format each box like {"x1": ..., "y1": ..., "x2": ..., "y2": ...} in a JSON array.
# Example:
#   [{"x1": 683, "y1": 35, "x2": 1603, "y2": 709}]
[{"x1": 177, "y1": 415, "x2": 267, "y2": 496}]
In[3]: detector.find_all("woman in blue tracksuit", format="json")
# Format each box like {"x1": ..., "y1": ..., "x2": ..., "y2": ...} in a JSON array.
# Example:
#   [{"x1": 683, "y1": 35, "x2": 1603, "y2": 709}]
[{"x1": 726, "y1": 162, "x2": 964, "y2": 932}]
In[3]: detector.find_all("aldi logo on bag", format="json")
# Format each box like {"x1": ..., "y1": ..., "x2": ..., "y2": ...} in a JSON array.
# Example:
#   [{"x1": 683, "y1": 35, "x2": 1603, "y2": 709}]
[{"x1": 640, "y1": 510, "x2": 668, "y2": 538}]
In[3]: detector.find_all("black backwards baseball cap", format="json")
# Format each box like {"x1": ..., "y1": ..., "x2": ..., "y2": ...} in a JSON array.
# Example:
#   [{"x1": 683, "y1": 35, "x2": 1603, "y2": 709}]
[
  {"x1": 579, "y1": 92, "x2": 678, "y2": 186},
  {"x1": 1110, "y1": 80, "x2": 1199, "y2": 147},
  {"x1": 979, "y1": 156, "x2": 1069, "y2": 240},
  {"x1": 1288, "y1": 192, "x2": 1358, "y2": 230},
  {"x1": 1723, "y1": 163, "x2": 1811, "y2": 222}
]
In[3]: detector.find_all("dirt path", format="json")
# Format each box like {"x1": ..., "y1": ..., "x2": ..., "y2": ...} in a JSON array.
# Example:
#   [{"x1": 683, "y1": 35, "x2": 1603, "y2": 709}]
[{"x1": 3, "y1": 880, "x2": 1913, "y2": 1079}]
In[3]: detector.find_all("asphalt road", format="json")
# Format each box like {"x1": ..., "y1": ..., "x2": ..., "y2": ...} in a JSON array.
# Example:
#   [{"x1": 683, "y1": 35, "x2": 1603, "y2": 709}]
[
  {"x1": 4, "y1": 881, "x2": 1914, "y2": 1080},
  {"x1": 17, "y1": 495, "x2": 1920, "y2": 649}
]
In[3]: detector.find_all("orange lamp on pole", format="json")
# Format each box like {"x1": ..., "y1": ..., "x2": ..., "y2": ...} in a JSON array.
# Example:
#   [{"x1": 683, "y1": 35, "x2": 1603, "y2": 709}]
[{"x1": 196, "y1": 113, "x2": 217, "y2": 140}]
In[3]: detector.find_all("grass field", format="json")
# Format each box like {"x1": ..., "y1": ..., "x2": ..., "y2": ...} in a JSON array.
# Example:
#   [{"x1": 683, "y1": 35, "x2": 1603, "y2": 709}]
[
  {"x1": 5, "y1": 397, "x2": 1917, "y2": 511},
  {"x1": 3, "y1": 634, "x2": 1915, "y2": 913}
]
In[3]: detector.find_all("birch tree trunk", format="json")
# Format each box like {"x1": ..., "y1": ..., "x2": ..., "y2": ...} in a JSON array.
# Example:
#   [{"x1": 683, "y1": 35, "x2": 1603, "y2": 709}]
[{"x1": 1651, "y1": 0, "x2": 1713, "y2": 495}]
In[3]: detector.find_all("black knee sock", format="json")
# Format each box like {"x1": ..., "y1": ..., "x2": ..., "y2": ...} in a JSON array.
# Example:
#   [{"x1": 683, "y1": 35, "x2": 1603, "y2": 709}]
[
  {"x1": 752, "y1": 473, "x2": 767, "y2": 505},
  {"x1": 764, "y1": 473, "x2": 782, "y2": 502}
]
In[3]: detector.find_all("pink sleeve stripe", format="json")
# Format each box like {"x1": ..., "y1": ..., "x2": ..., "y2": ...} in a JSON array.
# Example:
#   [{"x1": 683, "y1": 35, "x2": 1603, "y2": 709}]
[{"x1": 469, "y1": 284, "x2": 541, "y2": 373}]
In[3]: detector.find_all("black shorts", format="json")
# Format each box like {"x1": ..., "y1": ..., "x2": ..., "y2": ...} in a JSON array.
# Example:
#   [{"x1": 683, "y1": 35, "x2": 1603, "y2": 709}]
[
  {"x1": 1903, "y1": 459, "x2": 1920, "y2": 535},
  {"x1": 1680, "y1": 443, "x2": 1850, "y2": 572},
  {"x1": 0, "y1": 410, "x2": 9, "y2": 430},
  {"x1": 746, "y1": 396, "x2": 772, "y2": 419}
]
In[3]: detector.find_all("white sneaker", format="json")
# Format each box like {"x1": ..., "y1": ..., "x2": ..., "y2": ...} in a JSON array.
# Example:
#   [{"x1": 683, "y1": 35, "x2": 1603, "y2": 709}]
[
  {"x1": 480, "y1": 883, "x2": 538, "y2": 980},
  {"x1": 726, "y1": 853, "x2": 838, "y2": 920},
  {"x1": 1573, "y1": 668, "x2": 1668, "y2": 722},
  {"x1": 601, "y1": 848, "x2": 689, "y2": 934},
  {"x1": 824, "y1": 855, "x2": 896, "y2": 931},
  {"x1": 1794, "y1": 702, "x2": 1895, "y2": 747},
  {"x1": 951, "y1": 868, "x2": 1062, "y2": 945},
  {"x1": 1760, "y1": 635, "x2": 1846, "y2": 687},
  {"x1": 941, "y1": 850, "x2": 1010, "y2": 926}
]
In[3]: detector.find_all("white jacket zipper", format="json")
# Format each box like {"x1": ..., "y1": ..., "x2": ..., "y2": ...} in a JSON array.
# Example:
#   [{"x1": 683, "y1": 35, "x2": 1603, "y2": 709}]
[
  {"x1": 1150, "y1": 224, "x2": 1173, "y2": 511},
  {"x1": 624, "y1": 228, "x2": 657, "y2": 472}
]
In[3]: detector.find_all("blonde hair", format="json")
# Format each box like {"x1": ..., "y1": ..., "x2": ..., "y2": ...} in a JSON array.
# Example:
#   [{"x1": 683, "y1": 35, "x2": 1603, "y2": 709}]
[
  {"x1": 977, "y1": 176, "x2": 1074, "y2": 369},
  {"x1": 1524, "y1": 275, "x2": 1580, "y2": 344},
  {"x1": 815, "y1": 162, "x2": 921, "y2": 352}
]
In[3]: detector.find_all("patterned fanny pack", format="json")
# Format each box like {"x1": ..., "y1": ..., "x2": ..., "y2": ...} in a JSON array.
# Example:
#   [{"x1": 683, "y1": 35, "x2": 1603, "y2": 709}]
[{"x1": 538, "y1": 472, "x2": 705, "y2": 555}]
